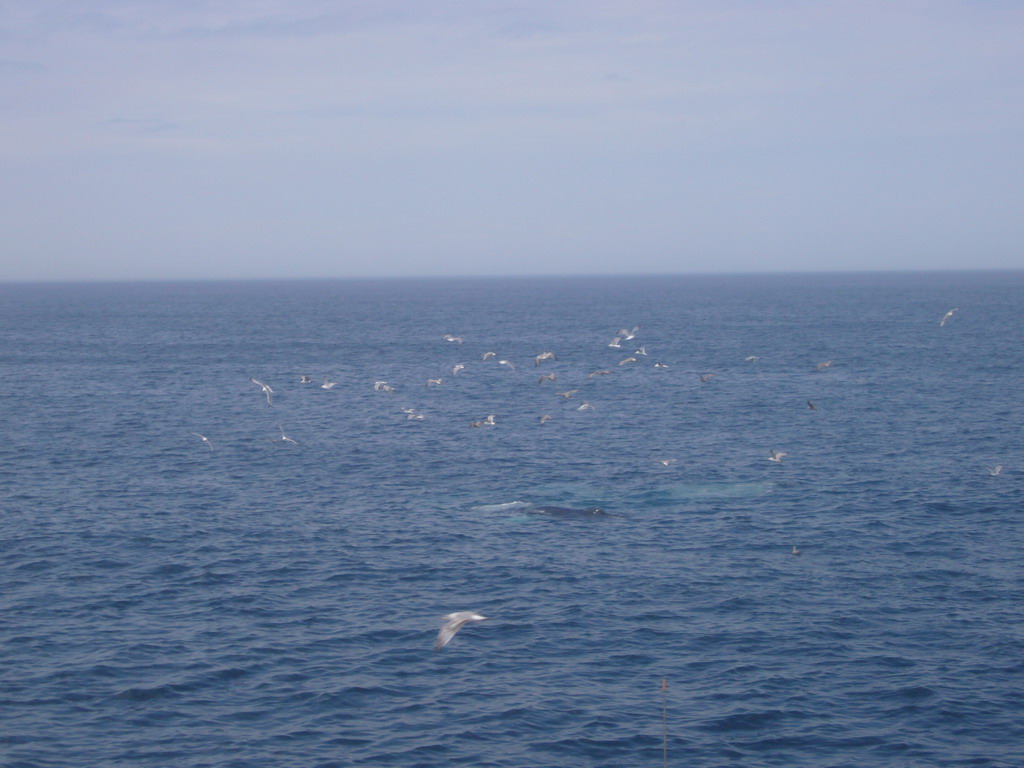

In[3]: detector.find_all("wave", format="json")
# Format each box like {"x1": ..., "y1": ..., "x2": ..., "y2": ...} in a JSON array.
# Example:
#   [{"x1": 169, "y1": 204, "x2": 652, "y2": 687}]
[{"x1": 469, "y1": 501, "x2": 532, "y2": 513}]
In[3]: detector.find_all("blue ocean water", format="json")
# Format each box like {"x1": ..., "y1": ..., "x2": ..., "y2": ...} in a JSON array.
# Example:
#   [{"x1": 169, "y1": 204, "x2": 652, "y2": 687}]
[{"x1": 1, "y1": 272, "x2": 1022, "y2": 768}]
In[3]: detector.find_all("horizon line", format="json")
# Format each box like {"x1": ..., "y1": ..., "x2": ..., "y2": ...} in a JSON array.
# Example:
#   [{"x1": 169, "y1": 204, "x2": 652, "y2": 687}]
[{"x1": 2, "y1": 266, "x2": 1022, "y2": 287}]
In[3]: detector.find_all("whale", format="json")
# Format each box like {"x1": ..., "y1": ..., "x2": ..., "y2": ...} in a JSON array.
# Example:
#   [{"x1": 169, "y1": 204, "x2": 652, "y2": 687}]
[{"x1": 526, "y1": 505, "x2": 615, "y2": 518}]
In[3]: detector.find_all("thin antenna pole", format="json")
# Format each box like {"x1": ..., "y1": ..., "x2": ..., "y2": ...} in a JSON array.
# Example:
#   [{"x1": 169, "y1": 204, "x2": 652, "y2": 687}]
[{"x1": 661, "y1": 678, "x2": 668, "y2": 768}]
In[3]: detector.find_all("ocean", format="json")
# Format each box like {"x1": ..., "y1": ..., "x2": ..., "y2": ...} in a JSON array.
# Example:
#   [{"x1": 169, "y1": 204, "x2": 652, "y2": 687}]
[{"x1": 1, "y1": 272, "x2": 1022, "y2": 767}]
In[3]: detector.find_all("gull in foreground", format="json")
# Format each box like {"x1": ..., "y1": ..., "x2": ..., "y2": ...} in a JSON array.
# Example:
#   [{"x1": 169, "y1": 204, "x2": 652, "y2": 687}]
[
  {"x1": 435, "y1": 611, "x2": 489, "y2": 651},
  {"x1": 191, "y1": 433, "x2": 213, "y2": 451},
  {"x1": 939, "y1": 308, "x2": 958, "y2": 327},
  {"x1": 451, "y1": 363, "x2": 465, "y2": 376},
  {"x1": 250, "y1": 377, "x2": 273, "y2": 406},
  {"x1": 276, "y1": 425, "x2": 297, "y2": 444},
  {"x1": 988, "y1": 465, "x2": 1003, "y2": 476},
  {"x1": 321, "y1": 376, "x2": 337, "y2": 390},
  {"x1": 769, "y1": 450, "x2": 788, "y2": 463},
  {"x1": 791, "y1": 545, "x2": 802, "y2": 556},
  {"x1": 534, "y1": 351, "x2": 557, "y2": 366}
]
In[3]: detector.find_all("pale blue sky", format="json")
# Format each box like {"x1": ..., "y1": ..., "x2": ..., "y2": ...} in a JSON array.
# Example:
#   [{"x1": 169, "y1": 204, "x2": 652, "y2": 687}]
[{"x1": 2, "y1": 1, "x2": 1022, "y2": 280}]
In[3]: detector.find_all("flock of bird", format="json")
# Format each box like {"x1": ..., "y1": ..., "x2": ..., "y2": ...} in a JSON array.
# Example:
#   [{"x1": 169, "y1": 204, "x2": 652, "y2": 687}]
[{"x1": 189, "y1": 305, "x2": 1005, "y2": 651}]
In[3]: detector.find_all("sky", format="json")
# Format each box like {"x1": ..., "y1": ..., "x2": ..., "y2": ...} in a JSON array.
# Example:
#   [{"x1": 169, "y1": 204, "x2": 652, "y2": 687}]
[{"x1": 1, "y1": 0, "x2": 1023, "y2": 281}]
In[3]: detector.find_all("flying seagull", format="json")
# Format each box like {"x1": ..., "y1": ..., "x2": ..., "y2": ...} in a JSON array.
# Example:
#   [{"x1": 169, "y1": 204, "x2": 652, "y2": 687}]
[
  {"x1": 443, "y1": 334, "x2": 464, "y2": 344},
  {"x1": 791, "y1": 545, "x2": 802, "y2": 556},
  {"x1": 939, "y1": 308, "x2": 958, "y2": 327},
  {"x1": 276, "y1": 425, "x2": 297, "y2": 444},
  {"x1": 191, "y1": 433, "x2": 213, "y2": 451},
  {"x1": 250, "y1": 377, "x2": 273, "y2": 407},
  {"x1": 807, "y1": 400, "x2": 817, "y2": 411},
  {"x1": 534, "y1": 351, "x2": 557, "y2": 366},
  {"x1": 988, "y1": 465, "x2": 1003, "y2": 476},
  {"x1": 815, "y1": 361, "x2": 832, "y2": 371},
  {"x1": 435, "y1": 611, "x2": 489, "y2": 651},
  {"x1": 769, "y1": 450, "x2": 788, "y2": 463},
  {"x1": 321, "y1": 376, "x2": 337, "y2": 390}
]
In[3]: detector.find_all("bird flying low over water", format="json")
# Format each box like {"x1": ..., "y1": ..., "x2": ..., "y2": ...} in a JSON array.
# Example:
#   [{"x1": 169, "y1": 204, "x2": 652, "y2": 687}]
[
  {"x1": 425, "y1": 378, "x2": 443, "y2": 387},
  {"x1": 191, "y1": 433, "x2": 213, "y2": 450},
  {"x1": 588, "y1": 369, "x2": 612, "y2": 378},
  {"x1": 745, "y1": 356, "x2": 760, "y2": 362},
  {"x1": 988, "y1": 465, "x2": 1003, "y2": 476},
  {"x1": 435, "y1": 611, "x2": 489, "y2": 651},
  {"x1": 451, "y1": 363, "x2": 465, "y2": 376},
  {"x1": 539, "y1": 414, "x2": 553, "y2": 424},
  {"x1": 249, "y1": 377, "x2": 273, "y2": 406},
  {"x1": 656, "y1": 458, "x2": 677, "y2": 466},
  {"x1": 321, "y1": 376, "x2": 337, "y2": 390},
  {"x1": 538, "y1": 372, "x2": 557, "y2": 383},
  {"x1": 276, "y1": 425, "x2": 297, "y2": 444},
  {"x1": 807, "y1": 400, "x2": 817, "y2": 410},
  {"x1": 534, "y1": 351, "x2": 557, "y2": 366},
  {"x1": 769, "y1": 450, "x2": 788, "y2": 463},
  {"x1": 698, "y1": 373, "x2": 717, "y2": 383},
  {"x1": 443, "y1": 334, "x2": 464, "y2": 344},
  {"x1": 816, "y1": 361, "x2": 832, "y2": 371},
  {"x1": 300, "y1": 375, "x2": 312, "y2": 383},
  {"x1": 792, "y1": 545, "x2": 802, "y2": 556},
  {"x1": 939, "y1": 308, "x2": 958, "y2": 327},
  {"x1": 482, "y1": 351, "x2": 496, "y2": 360}
]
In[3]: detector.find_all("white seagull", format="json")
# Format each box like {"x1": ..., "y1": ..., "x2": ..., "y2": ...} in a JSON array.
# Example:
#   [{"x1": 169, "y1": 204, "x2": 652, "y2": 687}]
[
  {"x1": 939, "y1": 308, "x2": 958, "y2": 327},
  {"x1": 451, "y1": 363, "x2": 465, "y2": 376},
  {"x1": 534, "y1": 351, "x2": 557, "y2": 366},
  {"x1": 191, "y1": 433, "x2": 213, "y2": 451},
  {"x1": 435, "y1": 611, "x2": 489, "y2": 651},
  {"x1": 988, "y1": 465, "x2": 1003, "y2": 476},
  {"x1": 769, "y1": 450, "x2": 788, "y2": 463},
  {"x1": 321, "y1": 376, "x2": 337, "y2": 390},
  {"x1": 299, "y1": 375, "x2": 312, "y2": 383},
  {"x1": 250, "y1": 377, "x2": 274, "y2": 407},
  {"x1": 276, "y1": 425, "x2": 297, "y2": 444},
  {"x1": 443, "y1": 334, "x2": 464, "y2": 344}
]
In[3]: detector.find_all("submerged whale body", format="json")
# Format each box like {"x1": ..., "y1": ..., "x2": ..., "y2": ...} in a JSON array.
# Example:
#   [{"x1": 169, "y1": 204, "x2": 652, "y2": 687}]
[{"x1": 527, "y1": 505, "x2": 612, "y2": 518}]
